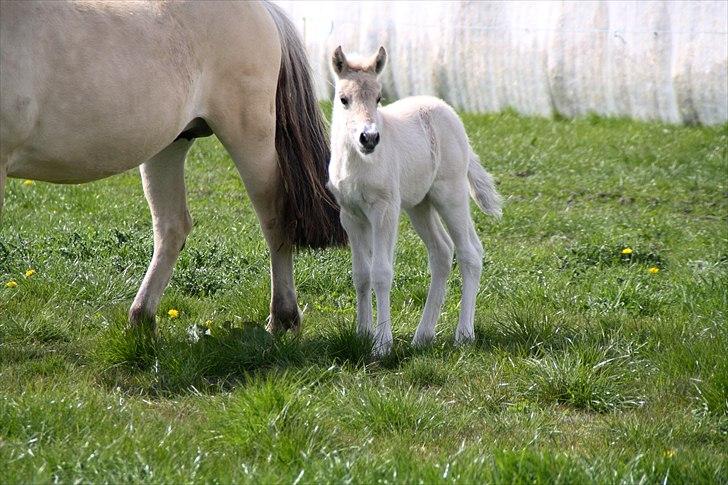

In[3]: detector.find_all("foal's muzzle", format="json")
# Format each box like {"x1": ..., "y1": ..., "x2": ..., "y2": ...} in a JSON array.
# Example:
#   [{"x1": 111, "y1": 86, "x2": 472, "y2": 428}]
[{"x1": 359, "y1": 130, "x2": 380, "y2": 154}]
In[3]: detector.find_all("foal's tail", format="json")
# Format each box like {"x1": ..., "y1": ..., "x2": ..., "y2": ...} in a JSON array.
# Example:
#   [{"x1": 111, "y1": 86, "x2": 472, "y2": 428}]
[
  {"x1": 467, "y1": 153, "x2": 503, "y2": 218},
  {"x1": 263, "y1": 2, "x2": 347, "y2": 248}
]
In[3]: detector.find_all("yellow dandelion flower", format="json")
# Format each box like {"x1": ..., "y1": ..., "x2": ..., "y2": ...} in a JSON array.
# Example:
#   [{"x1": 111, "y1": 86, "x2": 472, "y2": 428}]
[
  {"x1": 648, "y1": 267, "x2": 660, "y2": 274},
  {"x1": 25, "y1": 268, "x2": 36, "y2": 278},
  {"x1": 621, "y1": 247, "x2": 633, "y2": 255},
  {"x1": 168, "y1": 309, "x2": 180, "y2": 319},
  {"x1": 204, "y1": 319, "x2": 213, "y2": 328},
  {"x1": 5, "y1": 280, "x2": 18, "y2": 288},
  {"x1": 22, "y1": 179, "x2": 35, "y2": 186},
  {"x1": 664, "y1": 448, "x2": 677, "y2": 458}
]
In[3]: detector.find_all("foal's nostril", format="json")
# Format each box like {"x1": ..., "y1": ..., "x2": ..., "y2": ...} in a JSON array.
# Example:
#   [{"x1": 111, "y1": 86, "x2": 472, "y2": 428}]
[
  {"x1": 373, "y1": 132, "x2": 380, "y2": 145},
  {"x1": 359, "y1": 132, "x2": 368, "y2": 146}
]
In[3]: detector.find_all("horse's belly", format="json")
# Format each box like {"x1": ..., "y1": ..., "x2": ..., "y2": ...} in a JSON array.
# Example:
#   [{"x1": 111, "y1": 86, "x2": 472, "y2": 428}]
[
  {"x1": 1, "y1": 1, "x2": 198, "y2": 182},
  {"x1": 5, "y1": 109, "x2": 185, "y2": 182},
  {"x1": 7, "y1": 149, "x2": 144, "y2": 183}
]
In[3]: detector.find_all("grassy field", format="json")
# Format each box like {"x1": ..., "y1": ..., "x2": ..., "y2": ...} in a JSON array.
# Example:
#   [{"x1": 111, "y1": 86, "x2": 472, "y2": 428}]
[{"x1": 1, "y1": 108, "x2": 726, "y2": 483}]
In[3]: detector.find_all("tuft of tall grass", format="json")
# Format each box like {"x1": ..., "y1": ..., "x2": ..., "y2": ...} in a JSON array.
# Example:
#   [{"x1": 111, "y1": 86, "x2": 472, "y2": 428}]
[
  {"x1": 402, "y1": 355, "x2": 450, "y2": 387},
  {"x1": 521, "y1": 342, "x2": 648, "y2": 412},
  {"x1": 214, "y1": 375, "x2": 338, "y2": 466},
  {"x1": 477, "y1": 298, "x2": 579, "y2": 356},
  {"x1": 694, "y1": 357, "x2": 728, "y2": 417},
  {"x1": 344, "y1": 386, "x2": 445, "y2": 436}
]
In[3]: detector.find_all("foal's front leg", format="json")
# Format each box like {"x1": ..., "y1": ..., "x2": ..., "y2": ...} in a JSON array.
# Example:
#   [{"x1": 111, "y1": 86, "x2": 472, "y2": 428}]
[
  {"x1": 368, "y1": 203, "x2": 399, "y2": 357},
  {"x1": 341, "y1": 210, "x2": 373, "y2": 337}
]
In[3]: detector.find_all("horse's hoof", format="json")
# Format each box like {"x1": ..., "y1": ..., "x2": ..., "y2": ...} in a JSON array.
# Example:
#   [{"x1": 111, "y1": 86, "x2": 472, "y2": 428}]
[
  {"x1": 266, "y1": 307, "x2": 302, "y2": 334},
  {"x1": 128, "y1": 305, "x2": 157, "y2": 334}
]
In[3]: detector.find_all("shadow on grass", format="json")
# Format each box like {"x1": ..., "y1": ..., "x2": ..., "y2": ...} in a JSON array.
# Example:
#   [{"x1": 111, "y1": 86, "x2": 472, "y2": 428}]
[
  {"x1": 94, "y1": 319, "x2": 378, "y2": 395},
  {"x1": 92, "y1": 296, "x2": 652, "y2": 412},
  {"x1": 94, "y1": 311, "x2": 475, "y2": 397}
]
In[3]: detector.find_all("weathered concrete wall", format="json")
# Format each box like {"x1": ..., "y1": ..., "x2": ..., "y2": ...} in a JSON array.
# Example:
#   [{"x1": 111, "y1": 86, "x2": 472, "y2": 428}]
[{"x1": 275, "y1": 1, "x2": 728, "y2": 124}]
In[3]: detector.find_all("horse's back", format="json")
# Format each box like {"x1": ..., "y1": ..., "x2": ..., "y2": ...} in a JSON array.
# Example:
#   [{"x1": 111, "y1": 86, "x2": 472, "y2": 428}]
[{"x1": 0, "y1": 1, "x2": 280, "y2": 183}]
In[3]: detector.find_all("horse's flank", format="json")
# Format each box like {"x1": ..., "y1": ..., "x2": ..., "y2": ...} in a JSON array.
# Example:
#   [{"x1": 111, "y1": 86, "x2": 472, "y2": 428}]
[
  {"x1": 0, "y1": 0, "x2": 344, "y2": 246},
  {"x1": 1, "y1": 0, "x2": 212, "y2": 182}
]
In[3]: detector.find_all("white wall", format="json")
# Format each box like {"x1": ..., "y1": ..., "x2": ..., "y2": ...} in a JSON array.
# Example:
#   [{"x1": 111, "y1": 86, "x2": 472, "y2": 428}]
[{"x1": 275, "y1": 1, "x2": 728, "y2": 124}]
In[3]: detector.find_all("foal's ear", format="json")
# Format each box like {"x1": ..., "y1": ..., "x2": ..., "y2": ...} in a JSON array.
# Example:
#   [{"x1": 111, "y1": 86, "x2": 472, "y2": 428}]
[
  {"x1": 373, "y1": 46, "x2": 387, "y2": 75},
  {"x1": 331, "y1": 46, "x2": 348, "y2": 76}
]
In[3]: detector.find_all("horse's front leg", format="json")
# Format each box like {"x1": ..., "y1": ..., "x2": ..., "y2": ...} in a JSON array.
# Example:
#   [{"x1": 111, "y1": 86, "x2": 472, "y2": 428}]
[
  {"x1": 369, "y1": 202, "x2": 399, "y2": 357},
  {"x1": 340, "y1": 210, "x2": 373, "y2": 337},
  {"x1": 129, "y1": 139, "x2": 194, "y2": 328}
]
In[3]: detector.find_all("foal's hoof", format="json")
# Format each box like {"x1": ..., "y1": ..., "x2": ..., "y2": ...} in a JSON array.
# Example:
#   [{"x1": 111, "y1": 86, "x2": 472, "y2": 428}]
[
  {"x1": 371, "y1": 338, "x2": 393, "y2": 358},
  {"x1": 411, "y1": 330, "x2": 435, "y2": 348},
  {"x1": 371, "y1": 344, "x2": 391, "y2": 359},
  {"x1": 454, "y1": 329, "x2": 475, "y2": 346},
  {"x1": 266, "y1": 307, "x2": 302, "y2": 334}
]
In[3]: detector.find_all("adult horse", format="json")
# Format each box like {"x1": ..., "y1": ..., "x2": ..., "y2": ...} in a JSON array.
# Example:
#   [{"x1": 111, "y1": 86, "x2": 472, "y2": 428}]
[{"x1": 0, "y1": 1, "x2": 345, "y2": 331}]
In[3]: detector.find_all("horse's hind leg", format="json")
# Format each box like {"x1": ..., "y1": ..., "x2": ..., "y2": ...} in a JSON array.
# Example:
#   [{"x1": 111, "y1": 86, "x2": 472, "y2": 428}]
[
  {"x1": 0, "y1": 161, "x2": 6, "y2": 215},
  {"x1": 129, "y1": 139, "x2": 194, "y2": 328},
  {"x1": 213, "y1": 117, "x2": 300, "y2": 333},
  {"x1": 406, "y1": 199, "x2": 454, "y2": 346}
]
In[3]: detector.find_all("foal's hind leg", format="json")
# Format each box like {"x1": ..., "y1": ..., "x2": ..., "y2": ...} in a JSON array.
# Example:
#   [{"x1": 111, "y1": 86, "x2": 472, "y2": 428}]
[
  {"x1": 406, "y1": 199, "x2": 454, "y2": 346},
  {"x1": 432, "y1": 188, "x2": 483, "y2": 345},
  {"x1": 129, "y1": 139, "x2": 194, "y2": 328}
]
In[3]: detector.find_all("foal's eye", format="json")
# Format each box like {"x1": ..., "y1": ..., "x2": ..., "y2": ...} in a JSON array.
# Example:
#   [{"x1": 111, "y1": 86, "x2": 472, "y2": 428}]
[
  {"x1": 376, "y1": 95, "x2": 382, "y2": 104},
  {"x1": 340, "y1": 97, "x2": 349, "y2": 107}
]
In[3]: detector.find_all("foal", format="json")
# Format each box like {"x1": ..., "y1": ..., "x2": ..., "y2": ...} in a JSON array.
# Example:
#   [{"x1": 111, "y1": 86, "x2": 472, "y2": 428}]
[{"x1": 327, "y1": 46, "x2": 502, "y2": 356}]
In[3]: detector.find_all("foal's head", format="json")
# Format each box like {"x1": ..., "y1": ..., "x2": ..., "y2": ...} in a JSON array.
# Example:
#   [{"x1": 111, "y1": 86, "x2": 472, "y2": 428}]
[{"x1": 331, "y1": 46, "x2": 387, "y2": 155}]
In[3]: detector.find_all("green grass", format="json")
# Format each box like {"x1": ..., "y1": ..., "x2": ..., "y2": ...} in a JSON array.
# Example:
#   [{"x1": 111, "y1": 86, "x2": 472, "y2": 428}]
[{"x1": 1, "y1": 109, "x2": 726, "y2": 483}]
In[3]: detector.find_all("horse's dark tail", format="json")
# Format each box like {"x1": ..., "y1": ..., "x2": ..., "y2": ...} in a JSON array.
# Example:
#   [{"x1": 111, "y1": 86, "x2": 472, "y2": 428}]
[{"x1": 263, "y1": 2, "x2": 347, "y2": 249}]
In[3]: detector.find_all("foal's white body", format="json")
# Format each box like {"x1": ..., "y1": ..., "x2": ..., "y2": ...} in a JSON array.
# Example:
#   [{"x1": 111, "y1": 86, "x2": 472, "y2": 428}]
[
  {"x1": 327, "y1": 48, "x2": 502, "y2": 355},
  {"x1": 331, "y1": 96, "x2": 461, "y2": 210}
]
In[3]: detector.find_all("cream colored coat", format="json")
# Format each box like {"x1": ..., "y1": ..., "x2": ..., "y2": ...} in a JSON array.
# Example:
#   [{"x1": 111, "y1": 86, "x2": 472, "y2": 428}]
[{"x1": 0, "y1": 1, "x2": 341, "y2": 331}]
